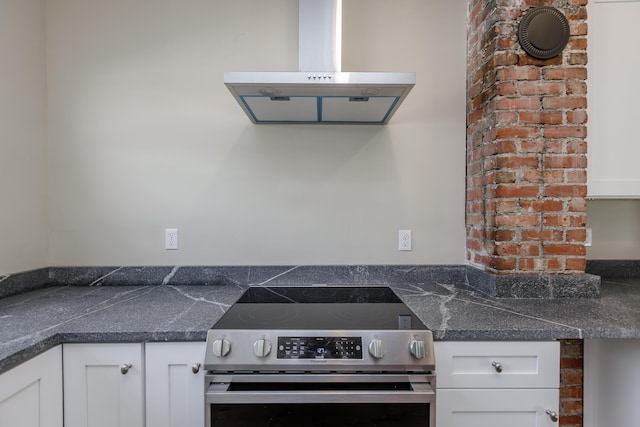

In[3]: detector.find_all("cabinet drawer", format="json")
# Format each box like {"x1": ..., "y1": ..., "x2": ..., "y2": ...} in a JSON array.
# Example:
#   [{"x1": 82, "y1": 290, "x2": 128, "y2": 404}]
[
  {"x1": 437, "y1": 388, "x2": 560, "y2": 427},
  {"x1": 435, "y1": 341, "x2": 559, "y2": 389}
]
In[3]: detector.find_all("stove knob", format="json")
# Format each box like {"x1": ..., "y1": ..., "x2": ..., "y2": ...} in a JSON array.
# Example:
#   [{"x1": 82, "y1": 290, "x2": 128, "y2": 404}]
[
  {"x1": 409, "y1": 339, "x2": 427, "y2": 359},
  {"x1": 368, "y1": 339, "x2": 386, "y2": 359},
  {"x1": 253, "y1": 338, "x2": 272, "y2": 358},
  {"x1": 212, "y1": 338, "x2": 231, "y2": 358}
]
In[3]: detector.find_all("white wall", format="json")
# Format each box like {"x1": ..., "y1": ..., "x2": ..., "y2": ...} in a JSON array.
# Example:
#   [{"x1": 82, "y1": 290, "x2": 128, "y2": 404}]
[
  {"x1": 587, "y1": 200, "x2": 640, "y2": 259},
  {"x1": 0, "y1": 0, "x2": 48, "y2": 275},
  {"x1": 45, "y1": 0, "x2": 467, "y2": 266}
]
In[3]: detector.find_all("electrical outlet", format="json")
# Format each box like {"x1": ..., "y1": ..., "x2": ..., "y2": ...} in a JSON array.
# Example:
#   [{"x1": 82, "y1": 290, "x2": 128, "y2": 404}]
[
  {"x1": 398, "y1": 230, "x2": 412, "y2": 251},
  {"x1": 165, "y1": 228, "x2": 178, "y2": 250},
  {"x1": 585, "y1": 228, "x2": 592, "y2": 247}
]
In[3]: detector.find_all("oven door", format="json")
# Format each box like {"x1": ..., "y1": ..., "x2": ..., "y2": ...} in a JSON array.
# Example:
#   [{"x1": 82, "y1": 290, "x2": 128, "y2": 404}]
[{"x1": 205, "y1": 373, "x2": 435, "y2": 426}]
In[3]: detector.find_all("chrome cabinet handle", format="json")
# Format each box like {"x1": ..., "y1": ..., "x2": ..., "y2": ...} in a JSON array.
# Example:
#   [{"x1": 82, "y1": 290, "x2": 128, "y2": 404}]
[
  {"x1": 546, "y1": 409, "x2": 559, "y2": 422},
  {"x1": 192, "y1": 363, "x2": 201, "y2": 374},
  {"x1": 491, "y1": 361, "x2": 503, "y2": 373},
  {"x1": 120, "y1": 363, "x2": 132, "y2": 375}
]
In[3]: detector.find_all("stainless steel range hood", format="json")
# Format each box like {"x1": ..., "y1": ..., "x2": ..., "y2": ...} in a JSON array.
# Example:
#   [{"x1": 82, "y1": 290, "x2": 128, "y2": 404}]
[{"x1": 224, "y1": 0, "x2": 415, "y2": 125}]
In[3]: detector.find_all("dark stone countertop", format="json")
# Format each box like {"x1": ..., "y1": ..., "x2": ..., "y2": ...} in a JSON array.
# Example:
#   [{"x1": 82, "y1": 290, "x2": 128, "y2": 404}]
[{"x1": 1, "y1": 270, "x2": 639, "y2": 375}]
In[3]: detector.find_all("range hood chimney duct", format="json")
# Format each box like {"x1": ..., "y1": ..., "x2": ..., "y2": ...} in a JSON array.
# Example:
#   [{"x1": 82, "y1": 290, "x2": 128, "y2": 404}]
[{"x1": 224, "y1": 0, "x2": 415, "y2": 124}]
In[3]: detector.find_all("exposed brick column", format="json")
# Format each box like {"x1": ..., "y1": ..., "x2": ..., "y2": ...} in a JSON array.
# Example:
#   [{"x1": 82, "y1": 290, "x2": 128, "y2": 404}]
[
  {"x1": 559, "y1": 339, "x2": 584, "y2": 427},
  {"x1": 466, "y1": 0, "x2": 588, "y2": 275}
]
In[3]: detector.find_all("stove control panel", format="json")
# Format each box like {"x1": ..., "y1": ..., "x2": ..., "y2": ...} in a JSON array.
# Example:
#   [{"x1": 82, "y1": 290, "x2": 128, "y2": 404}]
[{"x1": 277, "y1": 337, "x2": 363, "y2": 359}]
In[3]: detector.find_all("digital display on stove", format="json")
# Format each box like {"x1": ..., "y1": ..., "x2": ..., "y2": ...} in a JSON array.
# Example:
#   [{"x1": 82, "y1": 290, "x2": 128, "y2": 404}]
[{"x1": 277, "y1": 337, "x2": 363, "y2": 359}]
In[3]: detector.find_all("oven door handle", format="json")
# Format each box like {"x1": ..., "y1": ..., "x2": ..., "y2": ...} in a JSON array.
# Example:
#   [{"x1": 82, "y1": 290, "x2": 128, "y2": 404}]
[{"x1": 206, "y1": 382, "x2": 435, "y2": 405}]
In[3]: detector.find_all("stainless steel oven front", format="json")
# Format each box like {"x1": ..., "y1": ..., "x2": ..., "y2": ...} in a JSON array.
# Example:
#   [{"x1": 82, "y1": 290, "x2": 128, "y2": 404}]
[
  {"x1": 205, "y1": 372, "x2": 435, "y2": 426},
  {"x1": 203, "y1": 286, "x2": 436, "y2": 426}
]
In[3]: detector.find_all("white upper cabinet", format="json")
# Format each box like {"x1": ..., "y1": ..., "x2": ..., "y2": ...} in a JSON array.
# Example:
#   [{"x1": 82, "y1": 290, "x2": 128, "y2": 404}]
[{"x1": 587, "y1": 0, "x2": 640, "y2": 198}]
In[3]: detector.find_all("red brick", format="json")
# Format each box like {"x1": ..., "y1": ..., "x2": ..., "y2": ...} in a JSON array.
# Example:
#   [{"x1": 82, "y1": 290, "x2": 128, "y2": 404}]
[
  {"x1": 520, "y1": 111, "x2": 563, "y2": 124},
  {"x1": 520, "y1": 199, "x2": 564, "y2": 213},
  {"x1": 567, "y1": 229, "x2": 587, "y2": 242},
  {"x1": 566, "y1": 110, "x2": 587, "y2": 123},
  {"x1": 543, "y1": 68, "x2": 587, "y2": 80},
  {"x1": 544, "y1": 244, "x2": 587, "y2": 256},
  {"x1": 562, "y1": 370, "x2": 584, "y2": 385},
  {"x1": 495, "y1": 97, "x2": 542, "y2": 110},
  {"x1": 544, "y1": 155, "x2": 587, "y2": 169},
  {"x1": 495, "y1": 213, "x2": 540, "y2": 227},
  {"x1": 562, "y1": 400, "x2": 583, "y2": 415},
  {"x1": 543, "y1": 214, "x2": 586, "y2": 227},
  {"x1": 497, "y1": 67, "x2": 541, "y2": 81},
  {"x1": 561, "y1": 340, "x2": 584, "y2": 357},
  {"x1": 566, "y1": 257, "x2": 587, "y2": 271},
  {"x1": 543, "y1": 97, "x2": 587, "y2": 110},
  {"x1": 543, "y1": 126, "x2": 587, "y2": 139},
  {"x1": 566, "y1": 170, "x2": 587, "y2": 184},
  {"x1": 559, "y1": 415, "x2": 583, "y2": 427},
  {"x1": 495, "y1": 81, "x2": 518, "y2": 96},
  {"x1": 560, "y1": 385, "x2": 583, "y2": 399},
  {"x1": 561, "y1": 357, "x2": 584, "y2": 369},
  {"x1": 496, "y1": 185, "x2": 540, "y2": 198},
  {"x1": 496, "y1": 155, "x2": 540, "y2": 168},
  {"x1": 519, "y1": 81, "x2": 564, "y2": 95},
  {"x1": 544, "y1": 185, "x2": 587, "y2": 198},
  {"x1": 522, "y1": 229, "x2": 563, "y2": 241},
  {"x1": 496, "y1": 127, "x2": 540, "y2": 139},
  {"x1": 495, "y1": 229, "x2": 516, "y2": 242}
]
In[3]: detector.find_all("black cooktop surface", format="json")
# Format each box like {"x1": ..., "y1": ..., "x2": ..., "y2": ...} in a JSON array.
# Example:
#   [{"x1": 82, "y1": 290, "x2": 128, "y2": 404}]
[{"x1": 212, "y1": 286, "x2": 427, "y2": 331}]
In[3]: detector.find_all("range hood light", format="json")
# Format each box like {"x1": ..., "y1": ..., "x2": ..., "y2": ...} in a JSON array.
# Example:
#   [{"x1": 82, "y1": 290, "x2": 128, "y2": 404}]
[
  {"x1": 260, "y1": 87, "x2": 277, "y2": 96},
  {"x1": 362, "y1": 88, "x2": 379, "y2": 96}
]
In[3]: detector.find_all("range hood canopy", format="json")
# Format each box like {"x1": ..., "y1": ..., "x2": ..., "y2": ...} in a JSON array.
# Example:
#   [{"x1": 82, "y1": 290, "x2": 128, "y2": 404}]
[{"x1": 224, "y1": 0, "x2": 415, "y2": 125}]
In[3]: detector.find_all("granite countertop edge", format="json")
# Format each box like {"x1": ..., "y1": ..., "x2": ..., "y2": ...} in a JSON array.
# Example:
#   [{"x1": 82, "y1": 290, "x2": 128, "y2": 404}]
[{"x1": 1, "y1": 265, "x2": 640, "y2": 375}]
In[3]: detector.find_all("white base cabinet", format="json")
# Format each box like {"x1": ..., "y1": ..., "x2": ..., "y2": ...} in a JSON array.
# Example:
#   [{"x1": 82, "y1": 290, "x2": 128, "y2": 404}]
[
  {"x1": 584, "y1": 339, "x2": 640, "y2": 427},
  {"x1": 61, "y1": 342, "x2": 205, "y2": 427},
  {"x1": 434, "y1": 341, "x2": 560, "y2": 427},
  {"x1": 63, "y1": 343, "x2": 145, "y2": 427},
  {"x1": 438, "y1": 389, "x2": 559, "y2": 427},
  {"x1": 0, "y1": 346, "x2": 63, "y2": 427},
  {"x1": 145, "y1": 342, "x2": 205, "y2": 427}
]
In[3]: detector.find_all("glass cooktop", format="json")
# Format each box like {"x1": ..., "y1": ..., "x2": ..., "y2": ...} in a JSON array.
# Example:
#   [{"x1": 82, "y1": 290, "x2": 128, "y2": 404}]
[{"x1": 212, "y1": 286, "x2": 427, "y2": 331}]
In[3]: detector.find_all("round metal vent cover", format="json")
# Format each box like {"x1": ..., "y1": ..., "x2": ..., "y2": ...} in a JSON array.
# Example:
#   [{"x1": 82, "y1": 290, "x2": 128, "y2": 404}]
[{"x1": 518, "y1": 6, "x2": 570, "y2": 59}]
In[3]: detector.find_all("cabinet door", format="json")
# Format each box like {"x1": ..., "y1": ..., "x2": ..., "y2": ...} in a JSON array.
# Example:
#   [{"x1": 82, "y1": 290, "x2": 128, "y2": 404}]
[
  {"x1": 0, "y1": 346, "x2": 63, "y2": 427},
  {"x1": 145, "y1": 342, "x2": 205, "y2": 427},
  {"x1": 63, "y1": 343, "x2": 144, "y2": 427},
  {"x1": 437, "y1": 389, "x2": 559, "y2": 427},
  {"x1": 587, "y1": 0, "x2": 640, "y2": 197}
]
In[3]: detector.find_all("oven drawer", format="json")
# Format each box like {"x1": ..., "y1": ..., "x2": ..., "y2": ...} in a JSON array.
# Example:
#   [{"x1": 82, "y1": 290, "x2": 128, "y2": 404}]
[
  {"x1": 435, "y1": 341, "x2": 559, "y2": 388},
  {"x1": 205, "y1": 374, "x2": 435, "y2": 426},
  {"x1": 206, "y1": 374, "x2": 435, "y2": 404}
]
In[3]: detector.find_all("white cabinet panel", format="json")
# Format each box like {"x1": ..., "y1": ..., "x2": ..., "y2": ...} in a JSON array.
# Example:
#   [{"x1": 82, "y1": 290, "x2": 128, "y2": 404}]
[
  {"x1": 584, "y1": 339, "x2": 640, "y2": 427},
  {"x1": 0, "y1": 346, "x2": 63, "y2": 427},
  {"x1": 435, "y1": 341, "x2": 559, "y2": 388},
  {"x1": 587, "y1": 0, "x2": 640, "y2": 197},
  {"x1": 435, "y1": 341, "x2": 560, "y2": 427},
  {"x1": 145, "y1": 342, "x2": 205, "y2": 427},
  {"x1": 437, "y1": 389, "x2": 559, "y2": 427},
  {"x1": 63, "y1": 343, "x2": 144, "y2": 427}
]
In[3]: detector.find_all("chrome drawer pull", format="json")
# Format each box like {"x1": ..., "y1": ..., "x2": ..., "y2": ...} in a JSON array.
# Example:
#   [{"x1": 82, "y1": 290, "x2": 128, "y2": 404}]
[
  {"x1": 120, "y1": 363, "x2": 132, "y2": 375},
  {"x1": 491, "y1": 361, "x2": 503, "y2": 373},
  {"x1": 546, "y1": 409, "x2": 559, "y2": 422},
  {"x1": 192, "y1": 363, "x2": 201, "y2": 374}
]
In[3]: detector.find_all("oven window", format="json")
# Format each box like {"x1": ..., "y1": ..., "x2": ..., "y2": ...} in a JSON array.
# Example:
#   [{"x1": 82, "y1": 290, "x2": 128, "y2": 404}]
[{"x1": 211, "y1": 403, "x2": 429, "y2": 426}]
